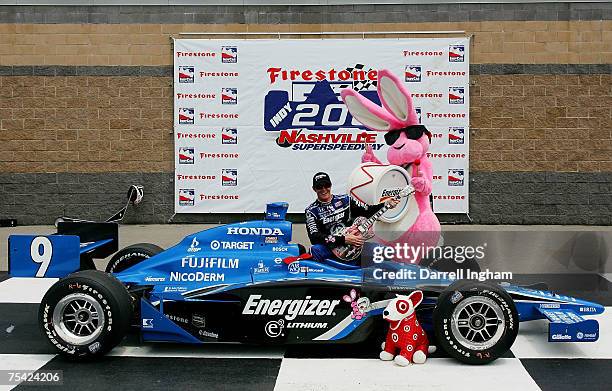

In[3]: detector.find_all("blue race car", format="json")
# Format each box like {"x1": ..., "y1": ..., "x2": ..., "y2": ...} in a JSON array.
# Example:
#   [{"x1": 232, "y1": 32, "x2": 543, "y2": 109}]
[{"x1": 8, "y1": 202, "x2": 604, "y2": 364}]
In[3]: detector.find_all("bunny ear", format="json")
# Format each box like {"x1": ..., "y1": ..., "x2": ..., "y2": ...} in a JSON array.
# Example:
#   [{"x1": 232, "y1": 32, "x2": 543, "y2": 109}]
[
  {"x1": 377, "y1": 69, "x2": 419, "y2": 126},
  {"x1": 343, "y1": 295, "x2": 352, "y2": 302},
  {"x1": 341, "y1": 88, "x2": 401, "y2": 132},
  {"x1": 350, "y1": 289, "x2": 357, "y2": 299},
  {"x1": 408, "y1": 290, "x2": 424, "y2": 308}
]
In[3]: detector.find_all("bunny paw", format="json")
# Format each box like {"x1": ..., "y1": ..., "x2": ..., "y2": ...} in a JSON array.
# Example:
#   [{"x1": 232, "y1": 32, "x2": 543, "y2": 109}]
[
  {"x1": 394, "y1": 355, "x2": 411, "y2": 366},
  {"x1": 380, "y1": 351, "x2": 394, "y2": 361}
]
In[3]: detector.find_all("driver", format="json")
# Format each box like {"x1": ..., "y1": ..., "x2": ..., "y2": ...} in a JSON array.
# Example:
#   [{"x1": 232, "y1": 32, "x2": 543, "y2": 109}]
[{"x1": 305, "y1": 172, "x2": 399, "y2": 264}]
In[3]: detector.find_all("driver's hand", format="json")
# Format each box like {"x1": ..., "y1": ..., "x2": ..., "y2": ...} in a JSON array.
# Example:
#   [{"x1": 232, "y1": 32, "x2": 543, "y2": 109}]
[
  {"x1": 344, "y1": 233, "x2": 364, "y2": 247},
  {"x1": 385, "y1": 198, "x2": 400, "y2": 209}
]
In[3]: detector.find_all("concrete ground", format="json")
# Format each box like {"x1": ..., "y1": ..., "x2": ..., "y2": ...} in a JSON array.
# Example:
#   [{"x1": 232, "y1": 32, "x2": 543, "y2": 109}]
[{"x1": 1, "y1": 224, "x2": 611, "y2": 273}]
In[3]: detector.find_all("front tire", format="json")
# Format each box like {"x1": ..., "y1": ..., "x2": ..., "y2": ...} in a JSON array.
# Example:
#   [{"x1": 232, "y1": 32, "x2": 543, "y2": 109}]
[
  {"x1": 433, "y1": 280, "x2": 519, "y2": 365},
  {"x1": 39, "y1": 270, "x2": 132, "y2": 359}
]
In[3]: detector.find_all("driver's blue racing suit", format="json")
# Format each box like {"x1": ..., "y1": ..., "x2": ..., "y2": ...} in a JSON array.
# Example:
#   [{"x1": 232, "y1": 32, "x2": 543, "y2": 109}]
[{"x1": 305, "y1": 194, "x2": 385, "y2": 264}]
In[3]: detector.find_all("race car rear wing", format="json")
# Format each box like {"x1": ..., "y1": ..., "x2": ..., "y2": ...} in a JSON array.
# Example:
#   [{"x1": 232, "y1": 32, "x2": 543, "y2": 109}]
[{"x1": 8, "y1": 222, "x2": 118, "y2": 278}]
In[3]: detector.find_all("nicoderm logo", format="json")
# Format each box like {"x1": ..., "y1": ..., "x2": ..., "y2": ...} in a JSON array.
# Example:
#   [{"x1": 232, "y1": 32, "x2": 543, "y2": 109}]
[
  {"x1": 448, "y1": 169, "x2": 465, "y2": 186},
  {"x1": 221, "y1": 88, "x2": 237, "y2": 105},
  {"x1": 221, "y1": 46, "x2": 237, "y2": 63},
  {"x1": 222, "y1": 127, "x2": 238, "y2": 144},
  {"x1": 178, "y1": 66, "x2": 194, "y2": 83},
  {"x1": 404, "y1": 65, "x2": 421, "y2": 82},
  {"x1": 179, "y1": 189, "x2": 195, "y2": 206},
  {"x1": 178, "y1": 108, "x2": 194, "y2": 124},
  {"x1": 449, "y1": 45, "x2": 465, "y2": 62},
  {"x1": 178, "y1": 147, "x2": 194, "y2": 164},
  {"x1": 449, "y1": 127, "x2": 465, "y2": 144}
]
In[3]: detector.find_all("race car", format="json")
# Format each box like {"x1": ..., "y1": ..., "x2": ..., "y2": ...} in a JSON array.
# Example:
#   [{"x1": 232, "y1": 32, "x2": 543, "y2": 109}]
[{"x1": 7, "y1": 202, "x2": 604, "y2": 364}]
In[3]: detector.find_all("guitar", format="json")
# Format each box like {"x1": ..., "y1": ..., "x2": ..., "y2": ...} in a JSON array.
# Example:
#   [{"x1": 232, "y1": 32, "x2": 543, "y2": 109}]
[{"x1": 331, "y1": 185, "x2": 415, "y2": 262}]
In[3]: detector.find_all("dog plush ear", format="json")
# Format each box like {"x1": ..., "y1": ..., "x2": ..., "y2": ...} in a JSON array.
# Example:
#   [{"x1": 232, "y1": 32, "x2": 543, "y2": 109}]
[
  {"x1": 341, "y1": 88, "x2": 401, "y2": 132},
  {"x1": 408, "y1": 290, "x2": 424, "y2": 308},
  {"x1": 377, "y1": 69, "x2": 419, "y2": 126}
]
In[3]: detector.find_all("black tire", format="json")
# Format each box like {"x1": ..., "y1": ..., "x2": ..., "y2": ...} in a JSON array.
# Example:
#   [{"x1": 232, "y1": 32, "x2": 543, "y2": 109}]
[
  {"x1": 433, "y1": 280, "x2": 519, "y2": 365},
  {"x1": 39, "y1": 270, "x2": 132, "y2": 359},
  {"x1": 105, "y1": 243, "x2": 163, "y2": 273}
]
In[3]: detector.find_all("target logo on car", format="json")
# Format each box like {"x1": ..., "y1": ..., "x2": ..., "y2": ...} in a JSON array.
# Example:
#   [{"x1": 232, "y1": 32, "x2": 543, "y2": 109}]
[
  {"x1": 222, "y1": 127, "x2": 238, "y2": 144},
  {"x1": 178, "y1": 147, "x2": 194, "y2": 164},
  {"x1": 221, "y1": 46, "x2": 238, "y2": 63},
  {"x1": 449, "y1": 45, "x2": 465, "y2": 62},
  {"x1": 404, "y1": 65, "x2": 421, "y2": 82},
  {"x1": 178, "y1": 108, "x2": 194, "y2": 124},
  {"x1": 449, "y1": 127, "x2": 465, "y2": 144},
  {"x1": 221, "y1": 169, "x2": 238, "y2": 186},
  {"x1": 222, "y1": 88, "x2": 238, "y2": 105},
  {"x1": 179, "y1": 189, "x2": 195, "y2": 206},
  {"x1": 449, "y1": 87, "x2": 465, "y2": 104},
  {"x1": 178, "y1": 66, "x2": 195, "y2": 83},
  {"x1": 448, "y1": 169, "x2": 465, "y2": 186}
]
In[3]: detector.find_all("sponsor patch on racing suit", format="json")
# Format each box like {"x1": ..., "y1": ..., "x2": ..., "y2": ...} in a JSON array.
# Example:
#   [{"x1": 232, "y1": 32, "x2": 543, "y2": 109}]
[{"x1": 305, "y1": 194, "x2": 384, "y2": 248}]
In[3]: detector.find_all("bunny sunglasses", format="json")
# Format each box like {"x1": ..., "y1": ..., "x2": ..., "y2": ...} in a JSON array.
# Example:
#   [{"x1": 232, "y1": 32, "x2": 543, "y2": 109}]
[{"x1": 384, "y1": 125, "x2": 431, "y2": 146}]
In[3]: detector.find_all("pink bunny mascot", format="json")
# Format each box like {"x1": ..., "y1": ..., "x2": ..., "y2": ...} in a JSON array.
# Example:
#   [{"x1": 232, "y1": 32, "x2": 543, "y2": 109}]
[{"x1": 341, "y1": 69, "x2": 440, "y2": 263}]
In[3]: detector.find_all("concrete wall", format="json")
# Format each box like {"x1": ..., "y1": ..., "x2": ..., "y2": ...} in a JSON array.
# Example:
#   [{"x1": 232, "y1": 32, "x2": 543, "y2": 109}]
[{"x1": 0, "y1": 2, "x2": 610, "y2": 225}]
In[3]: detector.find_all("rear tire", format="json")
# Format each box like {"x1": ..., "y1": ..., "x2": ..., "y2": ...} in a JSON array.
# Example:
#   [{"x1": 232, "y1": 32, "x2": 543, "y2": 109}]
[
  {"x1": 433, "y1": 280, "x2": 519, "y2": 365},
  {"x1": 105, "y1": 243, "x2": 163, "y2": 273},
  {"x1": 39, "y1": 270, "x2": 132, "y2": 359}
]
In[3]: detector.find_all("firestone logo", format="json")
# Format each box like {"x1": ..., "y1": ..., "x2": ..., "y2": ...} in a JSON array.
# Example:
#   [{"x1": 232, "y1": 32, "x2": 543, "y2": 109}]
[{"x1": 266, "y1": 67, "x2": 378, "y2": 84}]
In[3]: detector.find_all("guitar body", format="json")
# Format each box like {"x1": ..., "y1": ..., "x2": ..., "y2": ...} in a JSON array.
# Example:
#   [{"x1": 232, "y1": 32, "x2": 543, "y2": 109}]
[
  {"x1": 328, "y1": 185, "x2": 414, "y2": 263},
  {"x1": 331, "y1": 217, "x2": 374, "y2": 262}
]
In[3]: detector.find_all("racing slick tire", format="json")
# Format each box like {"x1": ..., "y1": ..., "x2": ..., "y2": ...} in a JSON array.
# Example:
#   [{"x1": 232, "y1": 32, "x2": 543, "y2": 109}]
[
  {"x1": 39, "y1": 270, "x2": 132, "y2": 359},
  {"x1": 105, "y1": 243, "x2": 164, "y2": 273},
  {"x1": 433, "y1": 280, "x2": 519, "y2": 365}
]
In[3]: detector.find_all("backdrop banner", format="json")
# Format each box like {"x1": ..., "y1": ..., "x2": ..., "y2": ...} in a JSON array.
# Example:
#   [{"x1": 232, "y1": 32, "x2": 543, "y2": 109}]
[{"x1": 174, "y1": 38, "x2": 470, "y2": 214}]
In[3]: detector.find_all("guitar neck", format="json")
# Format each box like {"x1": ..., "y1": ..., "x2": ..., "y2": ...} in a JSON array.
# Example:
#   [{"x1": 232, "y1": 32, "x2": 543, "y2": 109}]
[{"x1": 358, "y1": 201, "x2": 393, "y2": 231}]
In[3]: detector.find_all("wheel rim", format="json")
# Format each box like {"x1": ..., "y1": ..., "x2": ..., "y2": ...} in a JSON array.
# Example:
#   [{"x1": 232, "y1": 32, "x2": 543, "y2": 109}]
[
  {"x1": 52, "y1": 293, "x2": 105, "y2": 346},
  {"x1": 450, "y1": 296, "x2": 505, "y2": 351}
]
